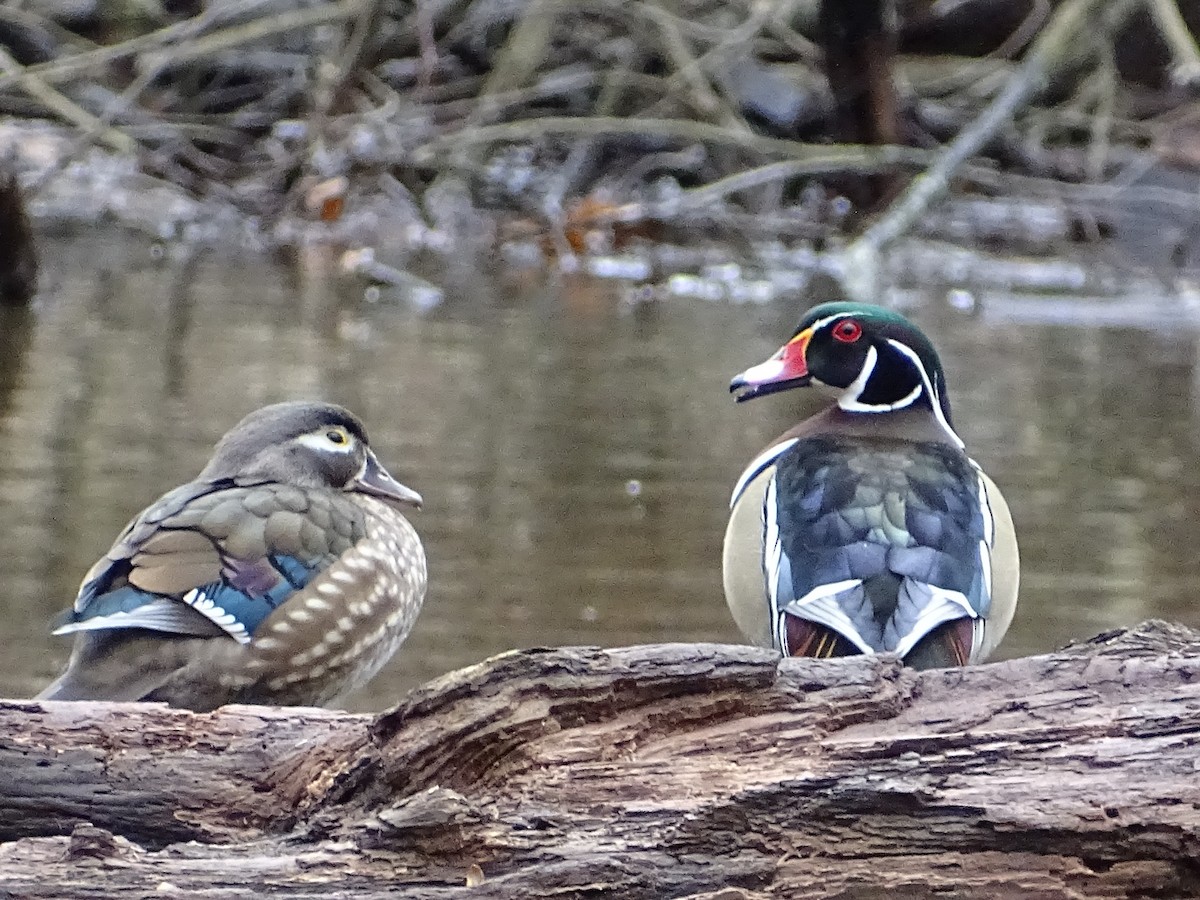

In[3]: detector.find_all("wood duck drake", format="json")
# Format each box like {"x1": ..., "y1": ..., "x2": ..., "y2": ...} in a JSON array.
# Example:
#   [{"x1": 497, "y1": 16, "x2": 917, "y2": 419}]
[
  {"x1": 723, "y1": 303, "x2": 1018, "y2": 669},
  {"x1": 38, "y1": 401, "x2": 427, "y2": 710}
]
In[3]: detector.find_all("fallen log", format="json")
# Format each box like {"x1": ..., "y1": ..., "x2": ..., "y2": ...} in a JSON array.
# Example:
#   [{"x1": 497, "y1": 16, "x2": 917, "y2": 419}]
[{"x1": 2, "y1": 620, "x2": 1200, "y2": 898}]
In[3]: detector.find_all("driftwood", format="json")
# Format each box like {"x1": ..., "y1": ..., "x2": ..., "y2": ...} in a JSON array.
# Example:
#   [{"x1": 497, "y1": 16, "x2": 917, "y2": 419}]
[{"x1": 2, "y1": 620, "x2": 1200, "y2": 898}]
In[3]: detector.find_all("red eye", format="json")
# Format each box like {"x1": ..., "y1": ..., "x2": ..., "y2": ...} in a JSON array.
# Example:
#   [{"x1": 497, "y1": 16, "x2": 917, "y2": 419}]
[{"x1": 832, "y1": 319, "x2": 862, "y2": 343}]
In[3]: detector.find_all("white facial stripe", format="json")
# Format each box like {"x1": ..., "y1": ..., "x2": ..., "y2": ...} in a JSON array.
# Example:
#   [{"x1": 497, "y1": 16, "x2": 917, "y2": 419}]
[
  {"x1": 809, "y1": 312, "x2": 863, "y2": 332},
  {"x1": 808, "y1": 317, "x2": 920, "y2": 416},
  {"x1": 297, "y1": 432, "x2": 357, "y2": 454},
  {"x1": 885, "y1": 339, "x2": 964, "y2": 448},
  {"x1": 836, "y1": 344, "x2": 923, "y2": 414},
  {"x1": 836, "y1": 344, "x2": 878, "y2": 411}
]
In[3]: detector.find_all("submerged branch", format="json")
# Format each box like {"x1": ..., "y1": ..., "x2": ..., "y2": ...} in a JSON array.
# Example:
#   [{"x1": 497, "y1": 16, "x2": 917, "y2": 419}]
[
  {"x1": 835, "y1": 0, "x2": 1140, "y2": 300},
  {"x1": 1147, "y1": 0, "x2": 1200, "y2": 87}
]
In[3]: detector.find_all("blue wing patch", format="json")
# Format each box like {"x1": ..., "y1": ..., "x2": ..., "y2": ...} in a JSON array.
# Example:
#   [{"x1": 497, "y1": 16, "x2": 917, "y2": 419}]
[{"x1": 55, "y1": 554, "x2": 322, "y2": 643}]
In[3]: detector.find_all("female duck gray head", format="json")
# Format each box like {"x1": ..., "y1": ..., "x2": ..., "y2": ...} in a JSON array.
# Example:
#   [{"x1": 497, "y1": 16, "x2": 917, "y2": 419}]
[{"x1": 201, "y1": 401, "x2": 423, "y2": 507}]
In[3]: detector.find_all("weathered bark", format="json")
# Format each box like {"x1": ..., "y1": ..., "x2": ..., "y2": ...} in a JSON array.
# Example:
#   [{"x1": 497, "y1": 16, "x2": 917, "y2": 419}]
[{"x1": 3, "y1": 620, "x2": 1200, "y2": 898}]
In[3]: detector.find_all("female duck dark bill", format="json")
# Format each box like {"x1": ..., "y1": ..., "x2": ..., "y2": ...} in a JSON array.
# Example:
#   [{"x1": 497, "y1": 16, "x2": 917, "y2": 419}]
[
  {"x1": 38, "y1": 401, "x2": 427, "y2": 711},
  {"x1": 723, "y1": 302, "x2": 1019, "y2": 669}
]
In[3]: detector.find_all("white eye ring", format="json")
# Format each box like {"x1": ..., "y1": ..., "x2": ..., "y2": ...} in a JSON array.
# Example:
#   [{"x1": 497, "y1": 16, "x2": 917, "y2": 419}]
[{"x1": 298, "y1": 431, "x2": 355, "y2": 454}]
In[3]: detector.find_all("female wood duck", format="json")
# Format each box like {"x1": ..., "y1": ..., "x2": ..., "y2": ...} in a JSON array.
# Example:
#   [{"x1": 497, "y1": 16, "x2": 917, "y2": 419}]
[
  {"x1": 38, "y1": 401, "x2": 427, "y2": 710},
  {"x1": 724, "y1": 302, "x2": 1018, "y2": 669}
]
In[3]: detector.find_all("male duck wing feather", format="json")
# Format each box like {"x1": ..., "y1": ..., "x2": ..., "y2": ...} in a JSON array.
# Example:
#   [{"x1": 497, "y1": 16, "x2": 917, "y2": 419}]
[{"x1": 770, "y1": 436, "x2": 993, "y2": 654}]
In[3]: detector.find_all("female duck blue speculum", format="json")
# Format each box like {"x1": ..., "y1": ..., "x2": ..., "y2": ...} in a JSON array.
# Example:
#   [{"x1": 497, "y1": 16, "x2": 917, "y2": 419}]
[
  {"x1": 39, "y1": 401, "x2": 428, "y2": 710},
  {"x1": 723, "y1": 302, "x2": 1019, "y2": 669}
]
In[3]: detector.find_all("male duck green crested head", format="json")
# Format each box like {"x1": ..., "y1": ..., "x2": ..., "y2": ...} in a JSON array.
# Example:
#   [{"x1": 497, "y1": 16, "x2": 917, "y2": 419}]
[{"x1": 729, "y1": 302, "x2": 957, "y2": 441}]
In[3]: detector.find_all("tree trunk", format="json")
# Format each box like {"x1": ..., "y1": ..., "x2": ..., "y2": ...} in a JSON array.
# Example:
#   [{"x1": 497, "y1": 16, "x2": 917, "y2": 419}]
[{"x1": 2, "y1": 620, "x2": 1200, "y2": 898}]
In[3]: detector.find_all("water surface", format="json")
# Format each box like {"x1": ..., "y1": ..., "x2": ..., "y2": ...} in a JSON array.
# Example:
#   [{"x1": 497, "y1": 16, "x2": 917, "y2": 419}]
[{"x1": 1, "y1": 235, "x2": 1197, "y2": 710}]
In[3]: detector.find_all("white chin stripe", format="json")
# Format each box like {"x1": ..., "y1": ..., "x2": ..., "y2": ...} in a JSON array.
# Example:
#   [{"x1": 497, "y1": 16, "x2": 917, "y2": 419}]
[
  {"x1": 839, "y1": 384, "x2": 923, "y2": 414},
  {"x1": 836, "y1": 345, "x2": 884, "y2": 413},
  {"x1": 836, "y1": 344, "x2": 925, "y2": 415}
]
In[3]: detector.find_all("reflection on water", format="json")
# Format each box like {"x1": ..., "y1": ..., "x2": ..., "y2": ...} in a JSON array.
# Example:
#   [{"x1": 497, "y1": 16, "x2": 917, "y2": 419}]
[{"x1": 1, "y1": 235, "x2": 1199, "y2": 711}]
